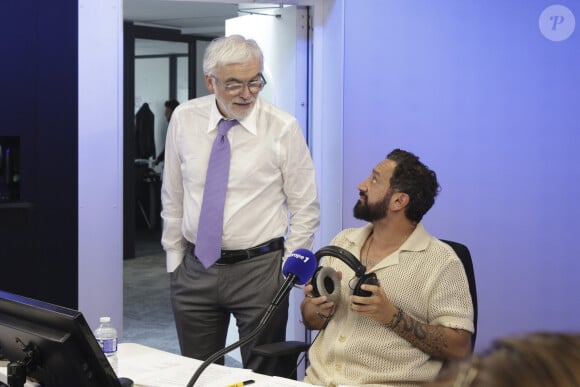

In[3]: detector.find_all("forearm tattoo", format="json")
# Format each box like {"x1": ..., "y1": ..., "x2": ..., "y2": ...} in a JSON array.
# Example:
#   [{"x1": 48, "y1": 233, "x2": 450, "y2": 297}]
[{"x1": 391, "y1": 310, "x2": 449, "y2": 358}]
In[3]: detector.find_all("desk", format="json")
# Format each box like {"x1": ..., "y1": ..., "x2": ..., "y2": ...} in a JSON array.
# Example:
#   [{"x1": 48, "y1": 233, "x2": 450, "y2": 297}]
[
  {"x1": 1, "y1": 343, "x2": 315, "y2": 387},
  {"x1": 117, "y1": 343, "x2": 316, "y2": 386}
]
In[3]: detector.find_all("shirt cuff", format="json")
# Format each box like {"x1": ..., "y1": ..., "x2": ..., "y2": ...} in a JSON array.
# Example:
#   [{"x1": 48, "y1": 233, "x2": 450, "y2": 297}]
[{"x1": 166, "y1": 250, "x2": 186, "y2": 272}]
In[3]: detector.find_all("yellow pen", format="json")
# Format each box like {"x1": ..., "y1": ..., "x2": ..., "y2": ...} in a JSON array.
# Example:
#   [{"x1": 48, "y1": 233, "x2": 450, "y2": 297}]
[
  {"x1": 224, "y1": 380, "x2": 255, "y2": 387},
  {"x1": 225, "y1": 380, "x2": 255, "y2": 387}
]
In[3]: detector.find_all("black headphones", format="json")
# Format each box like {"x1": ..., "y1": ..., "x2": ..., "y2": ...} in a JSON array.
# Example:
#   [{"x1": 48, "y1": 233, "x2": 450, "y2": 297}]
[{"x1": 311, "y1": 245, "x2": 378, "y2": 303}]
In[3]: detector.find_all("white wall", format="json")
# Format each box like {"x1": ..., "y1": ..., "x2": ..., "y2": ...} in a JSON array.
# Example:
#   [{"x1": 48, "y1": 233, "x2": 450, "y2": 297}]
[
  {"x1": 79, "y1": 0, "x2": 580, "y2": 372},
  {"x1": 340, "y1": 0, "x2": 580, "y2": 351},
  {"x1": 309, "y1": 0, "x2": 344, "y2": 247},
  {"x1": 78, "y1": 0, "x2": 124, "y2": 334}
]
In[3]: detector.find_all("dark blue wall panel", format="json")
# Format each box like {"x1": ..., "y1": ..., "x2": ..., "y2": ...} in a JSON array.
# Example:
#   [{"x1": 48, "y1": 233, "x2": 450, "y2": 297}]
[{"x1": 0, "y1": 0, "x2": 78, "y2": 308}]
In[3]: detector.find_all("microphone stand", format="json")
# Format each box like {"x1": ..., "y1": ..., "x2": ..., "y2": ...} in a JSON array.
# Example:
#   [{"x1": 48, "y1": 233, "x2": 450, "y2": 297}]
[{"x1": 186, "y1": 274, "x2": 297, "y2": 387}]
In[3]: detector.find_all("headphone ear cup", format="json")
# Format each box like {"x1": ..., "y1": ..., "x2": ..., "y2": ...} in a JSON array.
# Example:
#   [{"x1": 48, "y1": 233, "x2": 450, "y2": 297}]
[
  {"x1": 312, "y1": 266, "x2": 341, "y2": 303},
  {"x1": 352, "y1": 272, "x2": 379, "y2": 298},
  {"x1": 310, "y1": 266, "x2": 323, "y2": 297}
]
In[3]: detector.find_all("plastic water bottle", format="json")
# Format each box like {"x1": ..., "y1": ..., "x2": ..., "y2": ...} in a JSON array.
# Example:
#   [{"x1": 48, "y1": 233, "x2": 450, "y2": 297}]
[{"x1": 94, "y1": 316, "x2": 118, "y2": 372}]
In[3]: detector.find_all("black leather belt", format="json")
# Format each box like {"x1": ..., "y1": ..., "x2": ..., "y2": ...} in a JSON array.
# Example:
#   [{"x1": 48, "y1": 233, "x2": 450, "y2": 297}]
[{"x1": 192, "y1": 237, "x2": 284, "y2": 265}]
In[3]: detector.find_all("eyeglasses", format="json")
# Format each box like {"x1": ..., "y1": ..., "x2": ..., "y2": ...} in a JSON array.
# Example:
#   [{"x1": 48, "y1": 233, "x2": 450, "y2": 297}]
[{"x1": 211, "y1": 74, "x2": 267, "y2": 96}]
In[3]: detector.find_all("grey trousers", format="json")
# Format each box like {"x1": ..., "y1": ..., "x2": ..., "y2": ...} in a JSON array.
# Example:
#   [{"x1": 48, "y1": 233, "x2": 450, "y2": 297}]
[{"x1": 170, "y1": 246, "x2": 288, "y2": 375}]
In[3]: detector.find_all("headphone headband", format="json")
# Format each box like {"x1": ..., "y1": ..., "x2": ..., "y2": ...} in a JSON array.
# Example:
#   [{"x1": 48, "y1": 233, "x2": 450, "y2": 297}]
[{"x1": 315, "y1": 245, "x2": 367, "y2": 277}]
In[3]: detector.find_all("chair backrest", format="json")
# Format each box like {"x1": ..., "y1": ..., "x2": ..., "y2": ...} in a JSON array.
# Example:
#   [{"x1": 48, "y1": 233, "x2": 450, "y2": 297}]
[{"x1": 440, "y1": 239, "x2": 478, "y2": 349}]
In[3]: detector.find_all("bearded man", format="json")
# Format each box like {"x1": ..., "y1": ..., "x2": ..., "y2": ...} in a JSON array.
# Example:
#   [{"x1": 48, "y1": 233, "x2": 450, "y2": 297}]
[{"x1": 301, "y1": 149, "x2": 473, "y2": 387}]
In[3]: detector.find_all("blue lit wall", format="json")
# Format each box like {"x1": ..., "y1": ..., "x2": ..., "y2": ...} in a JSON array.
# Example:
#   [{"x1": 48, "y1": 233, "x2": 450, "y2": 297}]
[
  {"x1": 341, "y1": 0, "x2": 580, "y2": 350},
  {"x1": 0, "y1": 0, "x2": 78, "y2": 307}
]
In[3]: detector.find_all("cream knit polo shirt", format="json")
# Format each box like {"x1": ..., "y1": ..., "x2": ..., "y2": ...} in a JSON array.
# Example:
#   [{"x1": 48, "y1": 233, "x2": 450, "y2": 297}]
[{"x1": 304, "y1": 223, "x2": 474, "y2": 387}]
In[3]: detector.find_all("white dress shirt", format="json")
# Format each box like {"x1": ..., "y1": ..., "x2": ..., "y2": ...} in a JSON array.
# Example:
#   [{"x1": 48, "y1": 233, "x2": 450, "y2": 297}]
[{"x1": 161, "y1": 94, "x2": 320, "y2": 272}]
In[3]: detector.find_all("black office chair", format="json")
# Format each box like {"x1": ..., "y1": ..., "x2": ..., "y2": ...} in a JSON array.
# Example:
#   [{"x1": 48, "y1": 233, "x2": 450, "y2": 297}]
[
  {"x1": 252, "y1": 239, "x2": 478, "y2": 379},
  {"x1": 439, "y1": 239, "x2": 478, "y2": 348}
]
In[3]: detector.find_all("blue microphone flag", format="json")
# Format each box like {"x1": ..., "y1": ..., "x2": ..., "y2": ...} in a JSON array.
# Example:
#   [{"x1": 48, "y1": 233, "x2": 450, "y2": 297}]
[{"x1": 283, "y1": 249, "x2": 317, "y2": 285}]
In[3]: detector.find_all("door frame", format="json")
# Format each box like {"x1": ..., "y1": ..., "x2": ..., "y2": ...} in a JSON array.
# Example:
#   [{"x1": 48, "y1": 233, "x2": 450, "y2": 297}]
[{"x1": 123, "y1": 23, "x2": 214, "y2": 259}]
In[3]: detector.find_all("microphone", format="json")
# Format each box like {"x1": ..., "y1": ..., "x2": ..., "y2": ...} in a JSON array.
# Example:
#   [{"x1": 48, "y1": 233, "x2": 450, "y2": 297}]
[
  {"x1": 186, "y1": 249, "x2": 317, "y2": 387},
  {"x1": 267, "y1": 248, "x2": 317, "y2": 307}
]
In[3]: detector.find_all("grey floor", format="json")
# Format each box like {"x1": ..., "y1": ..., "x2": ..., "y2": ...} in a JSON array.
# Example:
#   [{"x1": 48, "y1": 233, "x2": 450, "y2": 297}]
[{"x1": 123, "y1": 228, "x2": 241, "y2": 367}]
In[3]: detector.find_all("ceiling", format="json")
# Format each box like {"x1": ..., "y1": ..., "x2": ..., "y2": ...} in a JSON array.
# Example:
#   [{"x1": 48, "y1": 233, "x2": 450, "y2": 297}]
[{"x1": 123, "y1": 1, "x2": 286, "y2": 37}]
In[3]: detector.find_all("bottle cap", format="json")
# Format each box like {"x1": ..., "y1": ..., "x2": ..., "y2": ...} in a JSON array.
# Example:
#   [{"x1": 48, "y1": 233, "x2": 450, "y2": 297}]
[{"x1": 99, "y1": 316, "x2": 111, "y2": 323}]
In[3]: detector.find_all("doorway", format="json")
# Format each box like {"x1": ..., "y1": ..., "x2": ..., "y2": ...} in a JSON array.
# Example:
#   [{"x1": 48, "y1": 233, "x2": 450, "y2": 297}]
[{"x1": 123, "y1": 23, "x2": 214, "y2": 259}]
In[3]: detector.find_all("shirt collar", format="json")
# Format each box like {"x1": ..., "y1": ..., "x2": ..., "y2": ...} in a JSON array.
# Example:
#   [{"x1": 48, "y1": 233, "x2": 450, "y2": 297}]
[
  {"x1": 207, "y1": 95, "x2": 260, "y2": 135},
  {"x1": 402, "y1": 223, "x2": 430, "y2": 252},
  {"x1": 345, "y1": 223, "x2": 430, "y2": 271},
  {"x1": 346, "y1": 224, "x2": 374, "y2": 249},
  {"x1": 344, "y1": 223, "x2": 428, "y2": 250}
]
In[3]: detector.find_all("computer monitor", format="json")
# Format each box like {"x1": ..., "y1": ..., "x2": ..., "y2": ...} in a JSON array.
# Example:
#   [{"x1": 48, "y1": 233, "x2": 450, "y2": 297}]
[{"x1": 0, "y1": 290, "x2": 124, "y2": 386}]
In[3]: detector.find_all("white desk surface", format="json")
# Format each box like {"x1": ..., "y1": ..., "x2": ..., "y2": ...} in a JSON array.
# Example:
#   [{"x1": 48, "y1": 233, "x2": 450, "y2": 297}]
[
  {"x1": 1, "y1": 343, "x2": 315, "y2": 387},
  {"x1": 117, "y1": 342, "x2": 315, "y2": 387}
]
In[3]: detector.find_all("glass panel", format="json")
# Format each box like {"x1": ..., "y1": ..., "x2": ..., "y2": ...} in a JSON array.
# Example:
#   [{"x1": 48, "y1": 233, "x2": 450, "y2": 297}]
[
  {"x1": 134, "y1": 39, "x2": 188, "y2": 163},
  {"x1": 135, "y1": 56, "x2": 169, "y2": 159},
  {"x1": 176, "y1": 56, "x2": 189, "y2": 103},
  {"x1": 134, "y1": 39, "x2": 189, "y2": 232}
]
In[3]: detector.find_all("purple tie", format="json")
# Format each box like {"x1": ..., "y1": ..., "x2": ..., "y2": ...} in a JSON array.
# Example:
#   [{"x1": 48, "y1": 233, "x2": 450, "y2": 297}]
[{"x1": 196, "y1": 119, "x2": 238, "y2": 268}]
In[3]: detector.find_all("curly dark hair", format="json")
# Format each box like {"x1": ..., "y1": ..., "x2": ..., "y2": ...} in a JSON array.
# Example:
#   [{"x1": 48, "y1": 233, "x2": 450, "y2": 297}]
[{"x1": 386, "y1": 149, "x2": 440, "y2": 223}]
